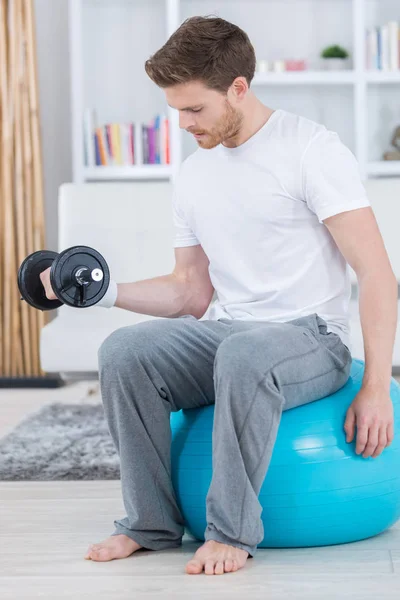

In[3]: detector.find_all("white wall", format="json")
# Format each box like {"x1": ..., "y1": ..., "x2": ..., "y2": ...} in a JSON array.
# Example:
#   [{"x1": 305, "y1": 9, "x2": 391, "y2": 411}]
[{"x1": 34, "y1": 0, "x2": 72, "y2": 252}]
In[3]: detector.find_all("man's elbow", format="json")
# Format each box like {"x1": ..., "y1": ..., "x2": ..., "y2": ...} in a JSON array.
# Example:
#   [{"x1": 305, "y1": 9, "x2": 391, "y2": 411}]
[
  {"x1": 192, "y1": 290, "x2": 216, "y2": 320},
  {"x1": 357, "y1": 265, "x2": 397, "y2": 288}
]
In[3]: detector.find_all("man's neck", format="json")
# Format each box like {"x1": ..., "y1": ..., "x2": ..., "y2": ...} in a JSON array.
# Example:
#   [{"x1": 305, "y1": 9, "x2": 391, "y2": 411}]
[{"x1": 222, "y1": 102, "x2": 275, "y2": 149}]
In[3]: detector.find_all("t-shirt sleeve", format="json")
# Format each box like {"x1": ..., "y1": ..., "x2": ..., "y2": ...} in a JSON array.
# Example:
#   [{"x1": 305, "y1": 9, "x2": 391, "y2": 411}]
[
  {"x1": 301, "y1": 131, "x2": 370, "y2": 224},
  {"x1": 171, "y1": 188, "x2": 200, "y2": 248}
]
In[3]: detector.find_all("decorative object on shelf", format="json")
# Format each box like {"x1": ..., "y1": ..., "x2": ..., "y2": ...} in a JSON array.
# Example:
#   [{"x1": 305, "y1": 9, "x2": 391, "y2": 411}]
[
  {"x1": 256, "y1": 58, "x2": 307, "y2": 73},
  {"x1": 273, "y1": 59, "x2": 286, "y2": 72},
  {"x1": 285, "y1": 59, "x2": 307, "y2": 71},
  {"x1": 256, "y1": 59, "x2": 269, "y2": 73},
  {"x1": 366, "y1": 21, "x2": 400, "y2": 71},
  {"x1": 383, "y1": 125, "x2": 400, "y2": 161},
  {"x1": 83, "y1": 109, "x2": 170, "y2": 168},
  {"x1": 321, "y1": 44, "x2": 350, "y2": 70}
]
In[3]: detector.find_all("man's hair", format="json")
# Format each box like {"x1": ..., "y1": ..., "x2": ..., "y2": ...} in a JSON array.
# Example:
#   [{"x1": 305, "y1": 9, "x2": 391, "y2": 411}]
[{"x1": 144, "y1": 15, "x2": 256, "y2": 93}]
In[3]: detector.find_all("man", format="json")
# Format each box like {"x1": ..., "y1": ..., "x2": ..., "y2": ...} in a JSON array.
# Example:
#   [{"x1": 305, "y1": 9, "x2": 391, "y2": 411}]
[{"x1": 42, "y1": 15, "x2": 397, "y2": 575}]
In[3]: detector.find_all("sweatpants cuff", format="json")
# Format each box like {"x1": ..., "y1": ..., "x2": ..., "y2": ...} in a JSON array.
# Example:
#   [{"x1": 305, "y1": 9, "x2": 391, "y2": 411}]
[
  {"x1": 112, "y1": 525, "x2": 183, "y2": 552},
  {"x1": 204, "y1": 527, "x2": 257, "y2": 558}
]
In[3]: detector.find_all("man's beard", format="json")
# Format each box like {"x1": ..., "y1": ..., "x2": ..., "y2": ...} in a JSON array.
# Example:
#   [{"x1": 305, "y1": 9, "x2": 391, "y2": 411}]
[{"x1": 194, "y1": 100, "x2": 244, "y2": 150}]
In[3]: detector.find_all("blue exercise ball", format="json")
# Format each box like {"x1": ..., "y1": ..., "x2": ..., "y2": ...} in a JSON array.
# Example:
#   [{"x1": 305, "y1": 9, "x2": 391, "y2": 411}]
[{"x1": 170, "y1": 358, "x2": 400, "y2": 548}]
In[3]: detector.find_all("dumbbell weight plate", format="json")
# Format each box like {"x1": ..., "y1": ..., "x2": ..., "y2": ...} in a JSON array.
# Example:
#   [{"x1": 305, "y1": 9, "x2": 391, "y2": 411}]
[
  {"x1": 50, "y1": 245, "x2": 110, "y2": 308},
  {"x1": 17, "y1": 250, "x2": 64, "y2": 311}
]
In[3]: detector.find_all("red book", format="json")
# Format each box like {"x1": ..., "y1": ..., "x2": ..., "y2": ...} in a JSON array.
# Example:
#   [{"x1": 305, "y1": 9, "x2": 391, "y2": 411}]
[
  {"x1": 165, "y1": 119, "x2": 170, "y2": 164},
  {"x1": 130, "y1": 124, "x2": 135, "y2": 164}
]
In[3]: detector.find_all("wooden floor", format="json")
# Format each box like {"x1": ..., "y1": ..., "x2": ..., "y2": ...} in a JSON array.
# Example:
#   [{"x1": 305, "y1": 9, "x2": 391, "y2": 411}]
[{"x1": 1, "y1": 380, "x2": 400, "y2": 599}]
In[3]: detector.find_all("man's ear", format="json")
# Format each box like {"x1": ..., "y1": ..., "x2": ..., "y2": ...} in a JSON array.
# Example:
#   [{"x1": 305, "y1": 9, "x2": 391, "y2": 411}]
[{"x1": 230, "y1": 77, "x2": 248, "y2": 102}]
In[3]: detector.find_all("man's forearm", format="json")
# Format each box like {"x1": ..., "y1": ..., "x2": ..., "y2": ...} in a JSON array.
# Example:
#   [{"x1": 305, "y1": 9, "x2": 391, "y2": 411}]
[
  {"x1": 114, "y1": 273, "x2": 201, "y2": 319},
  {"x1": 358, "y1": 270, "x2": 398, "y2": 391}
]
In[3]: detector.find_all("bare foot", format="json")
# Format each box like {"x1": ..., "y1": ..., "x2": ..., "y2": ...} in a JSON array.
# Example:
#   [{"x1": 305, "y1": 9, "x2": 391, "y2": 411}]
[
  {"x1": 185, "y1": 540, "x2": 249, "y2": 575},
  {"x1": 84, "y1": 534, "x2": 142, "y2": 562}
]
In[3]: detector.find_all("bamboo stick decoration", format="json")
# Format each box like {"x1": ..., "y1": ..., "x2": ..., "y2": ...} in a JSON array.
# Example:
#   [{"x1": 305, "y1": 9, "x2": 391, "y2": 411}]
[
  {"x1": 20, "y1": 1, "x2": 34, "y2": 375},
  {"x1": 10, "y1": 0, "x2": 24, "y2": 376},
  {"x1": 0, "y1": 0, "x2": 6, "y2": 375},
  {"x1": 25, "y1": 0, "x2": 45, "y2": 376},
  {"x1": 0, "y1": 0, "x2": 14, "y2": 376},
  {"x1": 14, "y1": 0, "x2": 30, "y2": 376},
  {"x1": 0, "y1": 0, "x2": 46, "y2": 378},
  {"x1": 5, "y1": 0, "x2": 21, "y2": 376}
]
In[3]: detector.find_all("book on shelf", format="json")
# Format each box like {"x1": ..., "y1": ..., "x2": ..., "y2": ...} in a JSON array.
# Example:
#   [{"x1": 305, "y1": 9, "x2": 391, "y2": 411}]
[
  {"x1": 366, "y1": 20, "x2": 400, "y2": 70},
  {"x1": 83, "y1": 109, "x2": 170, "y2": 167}
]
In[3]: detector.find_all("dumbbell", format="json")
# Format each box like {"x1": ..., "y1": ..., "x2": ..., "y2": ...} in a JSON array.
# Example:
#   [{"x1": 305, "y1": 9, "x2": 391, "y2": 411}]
[{"x1": 18, "y1": 245, "x2": 110, "y2": 311}]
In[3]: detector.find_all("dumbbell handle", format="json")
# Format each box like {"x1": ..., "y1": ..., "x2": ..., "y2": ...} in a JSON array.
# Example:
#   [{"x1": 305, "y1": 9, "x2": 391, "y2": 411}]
[{"x1": 73, "y1": 266, "x2": 104, "y2": 286}]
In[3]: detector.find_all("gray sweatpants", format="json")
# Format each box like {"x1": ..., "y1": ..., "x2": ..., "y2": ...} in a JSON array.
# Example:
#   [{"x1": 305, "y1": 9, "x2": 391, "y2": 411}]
[{"x1": 98, "y1": 312, "x2": 352, "y2": 558}]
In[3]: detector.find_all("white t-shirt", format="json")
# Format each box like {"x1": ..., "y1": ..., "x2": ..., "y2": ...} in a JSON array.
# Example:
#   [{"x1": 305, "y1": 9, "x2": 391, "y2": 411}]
[{"x1": 172, "y1": 109, "x2": 370, "y2": 351}]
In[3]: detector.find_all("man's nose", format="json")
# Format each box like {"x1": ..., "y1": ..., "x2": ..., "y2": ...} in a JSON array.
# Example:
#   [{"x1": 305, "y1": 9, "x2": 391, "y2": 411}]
[{"x1": 179, "y1": 112, "x2": 195, "y2": 131}]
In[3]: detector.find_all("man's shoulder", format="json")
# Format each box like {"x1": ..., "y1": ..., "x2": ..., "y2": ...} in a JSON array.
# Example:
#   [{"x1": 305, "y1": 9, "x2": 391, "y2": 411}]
[{"x1": 278, "y1": 109, "x2": 329, "y2": 149}]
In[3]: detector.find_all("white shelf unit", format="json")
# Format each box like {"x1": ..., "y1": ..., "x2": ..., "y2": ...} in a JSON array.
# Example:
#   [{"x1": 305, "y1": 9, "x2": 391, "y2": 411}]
[
  {"x1": 253, "y1": 71, "x2": 357, "y2": 85},
  {"x1": 368, "y1": 161, "x2": 400, "y2": 176},
  {"x1": 69, "y1": 0, "x2": 400, "y2": 183},
  {"x1": 83, "y1": 165, "x2": 174, "y2": 181}
]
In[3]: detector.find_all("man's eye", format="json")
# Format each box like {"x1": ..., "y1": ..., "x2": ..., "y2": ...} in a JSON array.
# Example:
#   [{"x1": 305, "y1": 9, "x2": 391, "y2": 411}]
[{"x1": 192, "y1": 109, "x2": 202, "y2": 113}]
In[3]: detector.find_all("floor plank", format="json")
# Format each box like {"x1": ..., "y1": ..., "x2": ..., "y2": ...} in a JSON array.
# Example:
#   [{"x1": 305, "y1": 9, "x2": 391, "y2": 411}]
[
  {"x1": 391, "y1": 550, "x2": 400, "y2": 572},
  {"x1": 2, "y1": 574, "x2": 400, "y2": 600}
]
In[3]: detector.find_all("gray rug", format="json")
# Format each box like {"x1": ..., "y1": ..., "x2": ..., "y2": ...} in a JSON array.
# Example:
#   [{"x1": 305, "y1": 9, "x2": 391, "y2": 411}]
[{"x1": 0, "y1": 403, "x2": 120, "y2": 481}]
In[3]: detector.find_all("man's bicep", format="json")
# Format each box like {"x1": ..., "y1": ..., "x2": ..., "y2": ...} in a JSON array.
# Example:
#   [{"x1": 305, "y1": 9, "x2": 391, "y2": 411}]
[
  {"x1": 173, "y1": 244, "x2": 212, "y2": 286},
  {"x1": 173, "y1": 245, "x2": 215, "y2": 308}
]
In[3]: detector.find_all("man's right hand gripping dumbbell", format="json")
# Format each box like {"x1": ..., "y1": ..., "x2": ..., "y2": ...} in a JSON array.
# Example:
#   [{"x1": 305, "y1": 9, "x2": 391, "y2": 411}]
[{"x1": 39, "y1": 267, "x2": 57, "y2": 302}]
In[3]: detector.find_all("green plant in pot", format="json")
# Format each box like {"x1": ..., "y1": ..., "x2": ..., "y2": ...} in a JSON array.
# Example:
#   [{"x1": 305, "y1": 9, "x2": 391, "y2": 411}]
[{"x1": 321, "y1": 45, "x2": 350, "y2": 70}]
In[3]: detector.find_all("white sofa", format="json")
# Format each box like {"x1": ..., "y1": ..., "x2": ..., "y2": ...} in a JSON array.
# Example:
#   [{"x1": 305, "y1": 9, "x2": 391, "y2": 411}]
[{"x1": 40, "y1": 178, "x2": 400, "y2": 377}]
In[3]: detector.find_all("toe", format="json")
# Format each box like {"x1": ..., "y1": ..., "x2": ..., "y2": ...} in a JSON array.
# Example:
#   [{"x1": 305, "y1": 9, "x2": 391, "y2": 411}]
[
  {"x1": 205, "y1": 559, "x2": 215, "y2": 575},
  {"x1": 231, "y1": 559, "x2": 238, "y2": 572},
  {"x1": 89, "y1": 546, "x2": 110, "y2": 562},
  {"x1": 185, "y1": 560, "x2": 203, "y2": 575},
  {"x1": 214, "y1": 561, "x2": 224, "y2": 575},
  {"x1": 84, "y1": 545, "x2": 95, "y2": 560},
  {"x1": 224, "y1": 558, "x2": 233, "y2": 572}
]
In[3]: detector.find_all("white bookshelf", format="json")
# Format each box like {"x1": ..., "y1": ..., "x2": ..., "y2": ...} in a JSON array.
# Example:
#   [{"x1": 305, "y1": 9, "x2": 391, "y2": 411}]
[
  {"x1": 366, "y1": 71, "x2": 400, "y2": 83},
  {"x1": 69, "y1": 0, "x2": 400, "y2": 183},
  {"x1": 253, "y1": 71, "x2": 357, "y2": 85},
  {"x1": 83, "y1": 165, "x2": 174, "y2": 181},
  {"x1": 368, "y1": 161, "x2": 400, "y2": 176}
]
